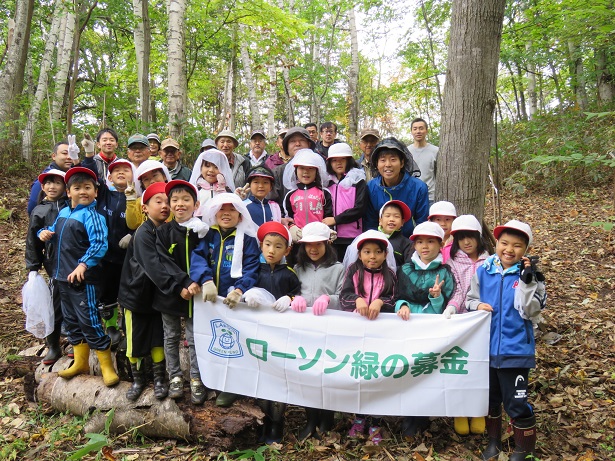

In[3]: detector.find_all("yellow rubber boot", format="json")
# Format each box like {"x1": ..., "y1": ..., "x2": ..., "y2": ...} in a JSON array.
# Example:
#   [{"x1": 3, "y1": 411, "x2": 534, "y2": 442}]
[
  {"x1": 95, "y1": 348, "x2": 120, "y2": 387},
  {"x1": 454, "y1": 417, "x2": 470, "y2": 436},
  {"x1": 58, "y1": 343, "x2": 91, "y2": 379},
  {"x1": 470, "y1": 416, "x2": 486, "y2": 434}
]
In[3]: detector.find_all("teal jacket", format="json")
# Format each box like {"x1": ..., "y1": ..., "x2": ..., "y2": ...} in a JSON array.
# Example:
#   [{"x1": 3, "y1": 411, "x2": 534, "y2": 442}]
[{"x1": 395, "y1": 253, "x2": 455, "y2": 314}]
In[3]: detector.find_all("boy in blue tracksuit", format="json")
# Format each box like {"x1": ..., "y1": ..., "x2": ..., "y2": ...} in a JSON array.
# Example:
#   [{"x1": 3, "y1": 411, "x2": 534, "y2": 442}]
[
  {"x1": 38, "y1": 167, "x2": 119, "y2": 387},
  {"x1": 190, "y1": 193, "x2": 260, "y2": 407},
  {"x1": 466, "y1": 220, "x2": 546, "y2": 461}
]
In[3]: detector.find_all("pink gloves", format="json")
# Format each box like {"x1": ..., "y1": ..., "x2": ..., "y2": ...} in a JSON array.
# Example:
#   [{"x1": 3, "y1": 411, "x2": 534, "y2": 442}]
[
  {"x1": 291, "y1": 296, "x2": 307, "y2": 313},
  {"x1": 312, "y1": 295, "x2": 330, "y2": 316},
  {"x1": 215, "y1": 174, "x2": 227, "y2": 192}
]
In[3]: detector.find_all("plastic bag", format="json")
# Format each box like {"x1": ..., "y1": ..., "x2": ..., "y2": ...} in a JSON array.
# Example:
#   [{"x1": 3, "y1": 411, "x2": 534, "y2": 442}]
[
  {"x1": 242, "y1": 287, "x2": 276, "y2": 309},
  {"x1": 22, "y1": 271, "x2": 54, "y2": 339}
]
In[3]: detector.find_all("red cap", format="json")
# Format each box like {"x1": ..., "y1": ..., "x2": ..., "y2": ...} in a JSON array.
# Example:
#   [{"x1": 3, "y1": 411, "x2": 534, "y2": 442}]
[
  {"x1": 380, "y1": 200, "x2": 411, "y2": 222},
  {"x1": 108, "y1": 158, "x2": 133, "y2": 174},
  {"x1": 165, "y1": 179, "x2": 198, "y2": 197},
  {"x1": 64, "y1": 166, "x2": 98, "y2": 184},
  {"x1": 257, "y1": 221, "x2": 292, "y2": 244},
  {"x1": 142, "y1": 181, "x2": 168, "y2": 204}
]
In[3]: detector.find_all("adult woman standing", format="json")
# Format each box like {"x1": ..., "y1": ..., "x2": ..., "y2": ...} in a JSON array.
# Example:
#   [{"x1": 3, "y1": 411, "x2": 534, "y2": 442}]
[{"x1": 364, "y1": 137, "x2": 429, "y2": 238}]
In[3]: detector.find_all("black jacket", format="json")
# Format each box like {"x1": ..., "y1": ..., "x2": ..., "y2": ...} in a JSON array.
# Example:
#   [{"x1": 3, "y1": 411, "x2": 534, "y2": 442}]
[
  {"x1": 255, "y1": 263, "x2": 301, "y2": 299},
  {"x1": 118, "y1": 219, "x2": 158, "y2": 313},
  {"x1": 25, "y1": 199, "x2": 69, "y2": 273},
  {"x1": 150, "y1": 220, "x2": 200, "y2": 317},
  {"x1": 388, "y1": 230, "x2": 413, "y2": 268}
]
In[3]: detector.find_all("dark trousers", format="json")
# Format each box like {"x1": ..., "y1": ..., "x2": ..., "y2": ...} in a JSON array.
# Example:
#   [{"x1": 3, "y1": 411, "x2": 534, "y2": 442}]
[
  {"x1": 488, "y1": 367, "x2": 534, "y2": 420},
  {"x1": 57, "y1": 280, "x2": 110, "y2": 350},
  {"x1": 99, "y1": 261, "x2": 123, "y2": 305},
  {"x1": 50, "y1": 279, "x2": 63, "y2": 332}
]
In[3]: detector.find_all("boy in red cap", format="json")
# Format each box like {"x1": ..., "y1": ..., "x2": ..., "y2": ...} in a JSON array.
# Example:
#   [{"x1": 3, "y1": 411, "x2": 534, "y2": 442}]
[
  {"x1": 118, "y1": 182, "x2": 170, "y2": 401},
  {"x1": 378, "y1": 200, "x2": 413, "y2": 267},
  {"x1": 25, "y1": 169, "x2": 68, "y2": 365},
  {"x1": 38, "y1": 167, "x2": 119, "y2": 387}
]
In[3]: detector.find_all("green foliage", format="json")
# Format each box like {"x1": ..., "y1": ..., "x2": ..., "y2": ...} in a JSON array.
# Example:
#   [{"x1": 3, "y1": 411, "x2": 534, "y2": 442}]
[
  {"x1": 228, "y1": 445, "x2": 279, "y2": 461},
  {"x1": 67, "y1": 408, "x2": 114, "y2": 460}
]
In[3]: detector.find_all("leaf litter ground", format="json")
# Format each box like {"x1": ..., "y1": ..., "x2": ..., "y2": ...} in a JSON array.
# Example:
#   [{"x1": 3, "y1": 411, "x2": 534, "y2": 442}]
[{"x1": 1, "y1": 170, "x2": 614, "y2": 460}]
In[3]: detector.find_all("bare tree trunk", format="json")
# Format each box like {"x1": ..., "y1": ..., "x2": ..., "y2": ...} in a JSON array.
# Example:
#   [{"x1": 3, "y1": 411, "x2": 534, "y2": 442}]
[
  {"x1": 282, "y1": 65, "x2": 295, "y2": 127},
  {"x1": 218, "y1": 61, "x2": 233, "y2": 132},
  {"x1": 516, "y1": 63, "x2": 528, "y2": 121},
  {"x1": 347, "y1": 8, "x2": 359, "y2": 147},
  {"x1": 133, "y1": 0, "x2": 151, "y2": 129},
  {"x1": 239, "y1": 25, "x2": 261, "y2": 131},
  {"x1": 230, "y1": 26, "x2": 238, "y2": 132},
  {"x1": 22, "y1": 0, "x2": 63, "y2": 161},
  {"x1": 595, "y1": 48, "x2": 614, "y2": 106},
  {"x1": 547, "y1": 59, "x2": 564, "y2": 111},
  {"x1": 0, "y1": 0, "x2": 34, "y2": 141},
  {"x1": 267, "y1": 64, "x2": 277, "y2": 135},
  {"x1": 526, "y1": 42, "x2": 538, "y2": 118},
  {"x1": 52, "y1": 6, "x2": 76, "y2": 124},
  {"x1": 567, "y1": 40, "x2": 588, "y2": 110},
  {"x1": 437, "y1": 0, "x2": 507, "y2": 219},
  {"x1": 505, "y1": 61, "x2": 521, "y2": 122},
  {"x1": 167, "y1": 0, "x2": 187, "y2": 139},
  {"x1": 419, "y1": 0, "x2": 443, "y2": 109}
]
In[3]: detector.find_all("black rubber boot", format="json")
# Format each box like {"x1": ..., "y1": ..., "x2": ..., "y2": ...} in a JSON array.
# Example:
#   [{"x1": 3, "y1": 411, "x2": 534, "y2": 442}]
[
  {"x1": 106, "y1": 326, "x2": 123, "y2": 349},
  {"x1": 126, "y1": 363, "x2": 146, "y2": 401},
  {"x1": 402, "y1": 416, "x2": 429, "y2": 437},
  {"x1": 509, "y1": 415, "x2": 537, "y2": 461},
  {"x1": 43, "y1": 329, "x2": 62, "y2": 365},
  {"x1": 256, "y1": 400, "x2": 271, "y2": 443},
  {"x1": 298, "y1": 407, "x2": 320, "y2": 440},
  {"x1": 481, "y1": 412, "x2": 503, "y2": 461},
  {"x1": 319, "y1": 409, "x2": 335, "y2": 433},
  {"x1": 267, "y1": 401, "x2": 286, "y2": 444},
  {"x1": 152, "y1": 361, "x2": 168, "y2": 400}
]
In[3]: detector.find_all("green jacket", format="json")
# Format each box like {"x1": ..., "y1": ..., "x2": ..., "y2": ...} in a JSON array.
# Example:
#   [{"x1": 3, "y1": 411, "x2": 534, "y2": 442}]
[{"x1": 395, "y1": 253, "x2": 455, "y2": 314}]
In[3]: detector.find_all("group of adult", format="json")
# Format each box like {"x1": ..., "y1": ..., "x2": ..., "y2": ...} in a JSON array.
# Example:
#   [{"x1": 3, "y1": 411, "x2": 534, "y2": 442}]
[{"x1": 28, "y1": 119, "x2": 440, "y2": 239}]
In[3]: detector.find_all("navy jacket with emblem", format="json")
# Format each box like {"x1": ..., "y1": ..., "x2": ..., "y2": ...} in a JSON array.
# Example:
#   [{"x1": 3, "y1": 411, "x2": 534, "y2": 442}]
[{"x1": 255, "y1": 263, "x2": 301, "y2": 299}]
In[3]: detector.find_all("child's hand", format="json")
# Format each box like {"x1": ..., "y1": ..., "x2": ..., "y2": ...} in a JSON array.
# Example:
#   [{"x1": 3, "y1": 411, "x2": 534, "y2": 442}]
[
  {"x1": 215, "y1": 174, "x2": 227, "y2": 192},
  {"x1": 312, "y1": 295, "x2": 330, "y2": 316},
  {"x1": 356, "y1": 297, "x2": 369, "y2": 317},
  {"x1": 281, "y1": 217, "x2": 294, "y2": 227},
  {"x1": 118, "y1": 234, "x2": 132, "y2": 249},
  {"x1": 39, "y1": 230, "x2": 55, "y2": 242},
  {"x1": 442, "y1": 305, "x2": 456, "y2": 319},
  {"x1": 125, "y1": 183, "x2": 137, "y2": 201},
  {"x1": 223, "y1": 289, "x2": 242, "y2": 308},
  {"x1": 187, "y1": 282, "x2": 201, "y2": 296},
  {"x1": 180, "y1": 288, "x2": 192, "y2": 300},
  {"x1": 234, "y1": 184, "x2": 250, "y2": 200},
  {"x1": 397, "y1": 305, "x2": 410, "y2": 321},
  {"x1": 367, "y1": 299, "x2": 383, "y2": 320},
  {"x1": 291, "y1": 295, "x2": 307, "y2": 313},
  {"x1": 288, "y1": 225, "x2": 302, "y2": 243},
  {"x1": 429, "y1": 274, "x2": 445, "y2": 298},
  {"x1": 273, "y1": 295, "x2": 292, "y2": 312},
  {"x1": 321, "y1": 217, "x2": 336, "y2": 227},
  {"x1": 477, "y1": 303, "x2": 493, "y2": 312},
  {"x1": 67, "y1": 263, "x2": 87, "y2": 284},
  {"x1": 202, "y1": 281, "x2": 218, "y2": 302}
]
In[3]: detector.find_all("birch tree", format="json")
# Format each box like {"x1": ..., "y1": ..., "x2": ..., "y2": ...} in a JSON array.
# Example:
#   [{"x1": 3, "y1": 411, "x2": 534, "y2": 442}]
[
  {"x1": 239, "y1": 24, "x2": 261, "y2": 130},
  {"x1": 347, "y1": 7, "x2": 359, "y2": 146},
  {"x1": 437, "y1": 0, "x2": 507, "y2": 219},
  {"x1": 133, "y1": 0, "x2": 151, "y2": 128},
  {"x1": 167, "y1": 0, "x2": 187, "y2": 138},
  {"x1": 51, "y1": 4, "x2": 76, "y2": 124}
]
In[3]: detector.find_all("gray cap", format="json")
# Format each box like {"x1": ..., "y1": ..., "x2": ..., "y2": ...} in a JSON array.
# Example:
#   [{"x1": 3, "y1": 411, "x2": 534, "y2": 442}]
[
  {"x1": 215, "y1": 130, "x2": 239, "y2": 147},
  {"x1": 282, "y1": 127, "x2": 315, "y2": 154},
  {"x1": 200, "y1": 138, "x2": 216, "y2": 152},
  {"x1": 127, "y1": 134, "x2": 150, "y2": 148},
  {"x1": 250, "y1": 129, "x2": 266, "y2": 140}
]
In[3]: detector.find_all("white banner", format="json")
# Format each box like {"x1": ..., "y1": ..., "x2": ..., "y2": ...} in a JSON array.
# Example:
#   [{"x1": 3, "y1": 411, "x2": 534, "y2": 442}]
[{"x1": 194, "y1": 299, "x2": 490, "y2": 416}]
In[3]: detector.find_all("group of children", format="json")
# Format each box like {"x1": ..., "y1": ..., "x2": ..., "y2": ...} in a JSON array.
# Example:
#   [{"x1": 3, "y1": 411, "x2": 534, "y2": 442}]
[{"x1": 26, "y1": 138, "x2": 546, "y2": 460}]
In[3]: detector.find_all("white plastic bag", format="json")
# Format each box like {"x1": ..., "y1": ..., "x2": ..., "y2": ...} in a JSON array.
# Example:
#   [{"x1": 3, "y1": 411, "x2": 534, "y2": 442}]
[
  {"x1": 22, "y1": 271, "x2": 54, "y2": 339},
  {"x1": 242, "y1": 287, "x2": 276, "y2": 309}
]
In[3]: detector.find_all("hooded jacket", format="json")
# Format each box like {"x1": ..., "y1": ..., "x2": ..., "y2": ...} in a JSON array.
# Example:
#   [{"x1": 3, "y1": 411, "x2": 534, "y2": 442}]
[
  {"x1": 293, "y1": 262, "x2": 345, "y2": 309},
  {"x1": 26, "y1": 198, "x2": 69, "y2": 273},
  {"x1": 445, "y1": 249, "x2": 489, "y2": 313},
  {"x1": 283, "y1": 182, "x2": 333, "y2": 228},
  {"x1": 244, "y1": 194, "x2": 282, "y2": 226}
]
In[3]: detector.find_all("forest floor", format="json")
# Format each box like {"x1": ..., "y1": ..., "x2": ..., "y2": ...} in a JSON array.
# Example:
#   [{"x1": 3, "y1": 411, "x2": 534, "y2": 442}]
[{"x1": 0, "y1": 167, "x2": 614, "y2": 461}]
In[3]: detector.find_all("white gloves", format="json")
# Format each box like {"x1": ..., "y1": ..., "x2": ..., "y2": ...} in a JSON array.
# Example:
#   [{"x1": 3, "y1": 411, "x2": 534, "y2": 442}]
[
  {"x1": 81, "y1": 134, "x2": 95, "y2": 154},
  {"x1": 272, "y1": 296, "x2": 292, "y2": 312},
  {"x1": 67, "y1": 135, "x2": 80, "y2": 160},
  {"x1": 289, "y1": 225, "x2": 302, "y2": 243},
  {"x1": 118, "y1": 234, "x2": 132, "y2": 249},
  {"x1": 124, "y1": 183, "x2": 137, "y2": 201},
  {"x1": 202, "y1": 281, "x2": 218, "y2": 302},
  {"x1": 442, "y1": 305, "x2": 456, "y2": 319}
]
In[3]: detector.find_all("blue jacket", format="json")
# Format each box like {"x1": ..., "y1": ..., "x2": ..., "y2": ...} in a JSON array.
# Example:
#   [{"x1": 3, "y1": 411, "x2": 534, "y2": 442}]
[
  {"x1": 190, "y1": 226, "x2": 260, "y2": 296},
  {"x1": 467, "y1": 255, "x2": 546, "y2": 369},
  {"x1": 244, "y1": 194, "x2": 280, "y2": 226},
  {"x1": 42, "y1": 201, "x2": 108, "y2": 283},
  {"x1": 364, "y1": 172, "x2": 429, "y2": 238}
]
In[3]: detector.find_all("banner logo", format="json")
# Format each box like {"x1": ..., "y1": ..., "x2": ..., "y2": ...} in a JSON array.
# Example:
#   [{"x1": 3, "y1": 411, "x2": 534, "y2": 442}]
[{"x1": 209, "y1": 319, "x2": 243, "y2": 358}]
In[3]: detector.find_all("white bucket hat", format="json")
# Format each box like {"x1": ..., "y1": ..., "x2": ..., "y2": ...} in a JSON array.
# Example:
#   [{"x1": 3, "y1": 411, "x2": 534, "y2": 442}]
[
  {"x1": 327, "y1": 142, "x2": 353, "y2": 159},
  {"x1": 411, "y1": 221, "x2": 445, "y2": 241},
  {"x1": 189, "y1": 149, "x2": 236, "y2": 192},
  {"x1": 283, "y1": 149, "x2": 329, "y2": 191},
  {"x1": 428, "y1": 201, "x2": 457, "y2": 219},
  {"x1": 298, "y1": 222, "x2": 333, "y2": 243},
  {"x1": 451, "y1": 215, "x2": 482, "y2": 235},
  {"x1": 493, "y1": 220, "x2": 533, "y2": 247}
]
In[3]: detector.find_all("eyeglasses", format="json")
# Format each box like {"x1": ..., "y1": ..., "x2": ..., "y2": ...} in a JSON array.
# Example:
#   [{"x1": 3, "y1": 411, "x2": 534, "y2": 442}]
[{"x1": 322, "y1": 130, "x2": 336, "y2": 134}]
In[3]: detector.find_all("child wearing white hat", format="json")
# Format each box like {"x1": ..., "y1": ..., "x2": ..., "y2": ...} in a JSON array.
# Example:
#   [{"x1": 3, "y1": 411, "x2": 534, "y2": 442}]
[{"x1": 428, "y1": 200, "x2": 457, "y2": 262}]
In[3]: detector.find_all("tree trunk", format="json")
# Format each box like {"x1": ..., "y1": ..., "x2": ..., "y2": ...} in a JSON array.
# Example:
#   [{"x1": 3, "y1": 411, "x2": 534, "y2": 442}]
[
  {"x1": 52, "y1": 6, "x2": 76, "y2": 124},
  {"x1": 595, "y1": 47, "x2": 614, "y2": 106},
  {"x1": 0, "y1": 0, "x2": 34, "y2": 142},
  {"x1": 230, "y1": 27, "x2": 238, "y2": 133},
  {"x1": 36, "y1": 373, "x2": 264, "y2": 448},
  {"x1": 505, "y1": 61, "x2": 521, "y2": 122},
  {"x1": 526, "y1": 42, "x2": 538, "y2": 118},
  {"x1": 239, "y1": 25, "x2": 261, "y2": 131},
  {"x1": 218, "y1": 61, "x2": 234, "y2": 132},
  {"x1": 437, "y1": 0, "x2": 507, "y2": 219},
  {"x1": 567, "y1": 40, "x2": 588, "y2": 110},
  {"x1": 419, "y1": 0, "x2": 443, "y2": 110},
  {"x1": 133, "y1": 0, "x2": 151, "y2": 129},
  {"x1": 21, "y1": 0, "x2": 63, "y2": 161},
  {"x1": 267, "y1": 64, "x2": 277, "y2": 136},
  {"x1": 516, "y1": 63, "x2": 528, "y2": 121},
  {"x1": 167, "y1": 0, "x2": 187, "y2": 139},
  {"x1": 282, "y1": 65, "x2": 295, "y2": 127},
  {"x1": 347, "y1": 8, "x2": 359, "y2": 147}
]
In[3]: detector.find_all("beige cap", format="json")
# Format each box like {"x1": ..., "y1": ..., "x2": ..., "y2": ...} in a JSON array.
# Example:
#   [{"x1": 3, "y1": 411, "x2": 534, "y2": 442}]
[
  {"x1": 161, "y1": 138, "x2": 180, "y2": 150},
  {"x1": 359, "y1": 128, "x2": 381, "y2": 140}
]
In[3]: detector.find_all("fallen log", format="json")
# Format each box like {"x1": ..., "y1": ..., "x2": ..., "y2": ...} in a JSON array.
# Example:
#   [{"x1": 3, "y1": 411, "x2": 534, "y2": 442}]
[{"x1": 36, "y1": 373, "x2": 264, "y2": 449}]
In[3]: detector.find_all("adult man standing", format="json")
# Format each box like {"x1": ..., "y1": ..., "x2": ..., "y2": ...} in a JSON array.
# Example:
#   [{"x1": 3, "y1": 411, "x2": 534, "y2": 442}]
[
  {"x1": 304, "y1": 123, "x2": 318, "y2": 143},
  {"x1": 160, "y1": 138, "x2": 192, "y2": 181},
  {"x1": 215, "y1": 130, "x2": 250, "y2": 188},
  {"x1": 91, "y1": 128, "x2": 119, "y2": 180},
  {"x1": 314, "y1": 121, "x2": 340, "y2": 160},
  {"x1": 246, "y1": 130, "x2": 269, "y2": 167},
  {"x1": 126, "y1": 134, "x2": 151, "y2": 168},
  {"x1": 264, "y1": 128, "x2": 288, "y2": 172},
  {"x1": 407, "y1": 118, "x2": 438, "y2": 206},
  {"x1": 358, "y1": 127, "x2": 381, "y2": 182},
  {"x1": 27, "y1": 141, "x2": 74, "y2": 214}
]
